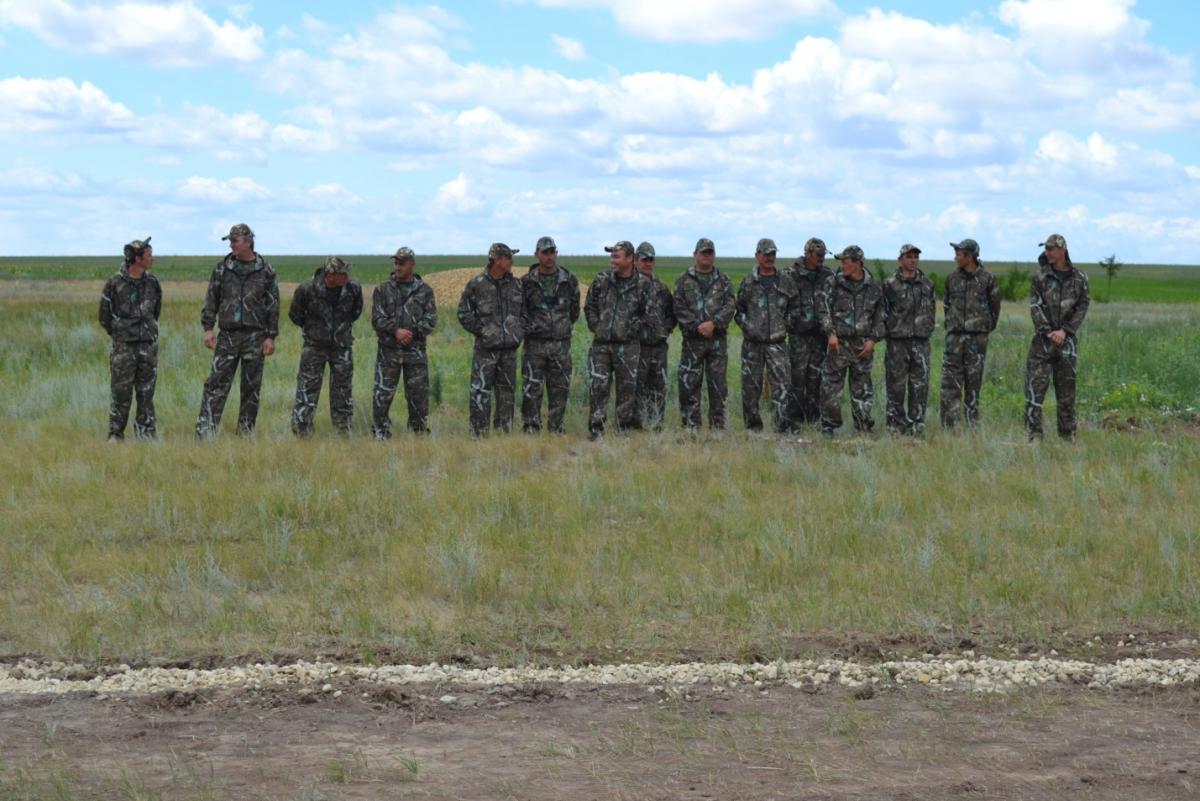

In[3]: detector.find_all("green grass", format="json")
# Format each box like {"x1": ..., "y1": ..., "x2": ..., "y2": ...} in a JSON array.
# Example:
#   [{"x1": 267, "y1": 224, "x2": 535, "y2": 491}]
[
  {"x1": 3, "y1": 255, "x2": 1199, "y2": 303},
  {"x1": 1, "y1": 288, "x2": 1199, "y2": 663}
]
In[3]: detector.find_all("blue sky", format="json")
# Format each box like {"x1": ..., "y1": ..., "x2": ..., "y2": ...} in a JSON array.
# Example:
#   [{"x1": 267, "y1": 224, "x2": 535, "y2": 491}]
[{"x1": 2, "y1": 0, "x2": 1198, "y2": 262}]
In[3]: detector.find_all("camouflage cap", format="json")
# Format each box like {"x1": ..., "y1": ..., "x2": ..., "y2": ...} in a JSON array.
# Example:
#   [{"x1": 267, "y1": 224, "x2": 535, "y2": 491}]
[
  {"x1": 755, "y1": 238, "x2": 778, "y2": 254},
  {"x1": 833, "y1": 245, "x2": 864, "y2": 262},
  {"x1": 803, "y1": 237, "x2": 828, "y2": 254},
  {"x1": 694, "y1": 237, "x2": 715, "y2": 253},
  {"x1": 636, "y1": 241, "x2": 656, "y2": 259},
  {"x1": 898, "y1": 243, "x2": 922, "y2": 258},
  {"x1": 1040, "y1": 233, "x2": 1068, "y2": 249},
  {"x1": 392, "y1": 246, "x2": 416, "y2": 262},
  {"x1": 604, "y1": 240, "x2": 635, "y2": 255},
  {"x1": 323, "y1": 256, "x2": 350, "y2": 274},
  {"x1": 950, "y1": 238, "x2": 980, "y2": 256},
  {"x1": 487, "y1": 242, "x2": 519, "y2": 260},
  {"x1": 221, "y1": 223, "x2": 254, "y2": 241},
  {"x1": 123, "y1": 236, "x2": 152, "y2": 261},
  {"x1": 536, "y1": 236, "x2": 558, "y2": 252}
]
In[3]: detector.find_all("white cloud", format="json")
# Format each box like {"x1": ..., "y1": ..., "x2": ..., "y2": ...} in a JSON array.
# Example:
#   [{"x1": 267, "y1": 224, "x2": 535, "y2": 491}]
[
  {"x1": 531, "y1": 0, "x2": 834, "y2": 43},
  {"x1": 179, "y1": 175, "x2": 272, "y2": 202},
  {"x1": 0, "y1": 77, "x2": 133, "y2": 134},
  {"x1": 0, "y1": 0, "x2": 264, "y2": 66},
  {"x1": 552, "y1": 33, "x2": 585, "y2": 62},
  {"x1": 1036, "y1": 131, "x2": 1118, "y2": 170},
  {"x1": 433, "y1": 172, "x2": 482, "y2": 213}
]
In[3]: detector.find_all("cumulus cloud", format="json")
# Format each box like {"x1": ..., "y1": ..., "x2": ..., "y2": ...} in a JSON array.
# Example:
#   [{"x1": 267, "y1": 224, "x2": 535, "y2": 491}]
[
  {"x1": 530, "y1": 0, "x2": 834, "y2": 43},
  {"x1": 0, "y1": 76, "x2": 133, "y2": 134},
  {"x1": 552, "y1": 33, "x2": 585, "y2": 61},
  {"x1": 179, "y1": 175, "x2": 272, "y2": 202},
  {"x1": 0, "y1": 0, "x2": 264, "y2": 66},
  {"x1": 433, "y1": 172, "x2": 483, "y2": 213}
]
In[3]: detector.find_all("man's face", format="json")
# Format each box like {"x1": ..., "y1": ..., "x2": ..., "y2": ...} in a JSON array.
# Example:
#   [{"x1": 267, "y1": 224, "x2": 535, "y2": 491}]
[
  {"x1": 536, "y1": 248, "x2": 557, "y2": 271},
  {"x1": 953, "y1": 248, "x2": 972, "y2": 269},
  {"x1": 1044, "y1": 245, "x2": 1067, "y2": 269},
  {"x1": 803, "y1": 250, "x2": 826, "y2": 270},
  {"x1": 899, "y1": 252, "x2": 920, "y2": 273},
  {"x1": 756, "y1": 251, "x2": 777, "y2": 273},
  {"x1": 230, "y1": 236, "x2": 254, "y2": 260},
  {"x1": 841, "y1": 257, "x2": 863, "y2": 278},
  {"x1": 393, "y1": 258, "x2": 415, "y2": 281},
  {"x1": 637, "y1": 255, "x2": 655, "y2": 276},
  {"x1": 134, "y1": 246, "x2": 154, "y2": 272},
  {"x1": 492, "y1": 255, "x2": 513, "y2": 275},
  {"x1": 324, "y1": 272, "x2": 349, "y2": 289},
  {"x1": 694, "y1": 249, "x2": 716, "y2": 271},
  {"x1": 611, "y1": 248, "x2": 634, "y2": 275}
]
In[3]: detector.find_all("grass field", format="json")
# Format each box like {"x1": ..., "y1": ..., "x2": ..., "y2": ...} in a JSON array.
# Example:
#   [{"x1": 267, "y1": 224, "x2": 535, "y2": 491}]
[
  {"x1": 3, "y1": 254, "x2": 1200, "y2": 303},
  {"x1": 1, "y1": 280, "x2": 1198, "y2": 665}
]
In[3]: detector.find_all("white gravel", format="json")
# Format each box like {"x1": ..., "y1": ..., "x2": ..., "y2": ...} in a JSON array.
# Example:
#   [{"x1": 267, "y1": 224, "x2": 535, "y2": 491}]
[{"x1": 2, "y1": 654, "x2": 1199, "y2": 697}]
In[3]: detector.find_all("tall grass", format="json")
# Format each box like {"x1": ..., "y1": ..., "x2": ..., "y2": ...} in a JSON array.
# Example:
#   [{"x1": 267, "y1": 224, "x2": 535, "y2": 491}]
[{"x1": 0, "y1": 294, "x2": 1198, "y2": 662}]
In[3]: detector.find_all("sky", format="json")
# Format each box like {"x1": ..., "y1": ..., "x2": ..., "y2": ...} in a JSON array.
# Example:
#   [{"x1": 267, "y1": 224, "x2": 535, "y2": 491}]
[{"x1": 1, "y1": 0, "x2": 1199, "y2": 262}]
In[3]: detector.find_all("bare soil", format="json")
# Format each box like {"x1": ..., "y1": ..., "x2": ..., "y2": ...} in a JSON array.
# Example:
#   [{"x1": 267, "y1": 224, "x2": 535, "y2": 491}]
[{"x1": 3, "y1": 679, "x2": 1198, "y2": 800}]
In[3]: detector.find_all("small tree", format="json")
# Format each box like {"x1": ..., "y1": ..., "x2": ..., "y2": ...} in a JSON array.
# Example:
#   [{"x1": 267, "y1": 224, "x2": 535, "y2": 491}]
[{"x1": 1100, "y1": 253, "x2": 1122, "y2": 302}]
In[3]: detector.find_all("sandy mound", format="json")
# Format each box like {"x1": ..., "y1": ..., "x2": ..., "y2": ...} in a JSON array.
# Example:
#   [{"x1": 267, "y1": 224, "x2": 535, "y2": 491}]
[{"x1": 422, "y1": 267, "x2": 590, "y2": 305}]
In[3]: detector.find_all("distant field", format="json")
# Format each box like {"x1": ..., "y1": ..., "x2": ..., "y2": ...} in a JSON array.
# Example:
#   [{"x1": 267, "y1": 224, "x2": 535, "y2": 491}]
[{"x1": 2, "y1": 255, "x2": 1199, "y2": 303}]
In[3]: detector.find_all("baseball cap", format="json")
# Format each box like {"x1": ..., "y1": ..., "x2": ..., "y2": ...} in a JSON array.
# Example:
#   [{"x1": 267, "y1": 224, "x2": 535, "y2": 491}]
[
  {"x1": 899, "y1": 243, "x2": 922, "y2": 257},
  {"x1": 123, "y1": 236, "x2": 152, "y2": 261},
  {"x1": 1040, "y1": 234, "x2": 1068, "y2": 249},
  {"x1": 950, "y1": 238, "x2": 980, "y2": 256},
  {"x1": 323, "y1": 256, "x2": 350, "y2": 274},
  {"x1": 392, "y1": 246, "x2": 415, "y2": 262},
  {"x1": 604, "y1": 240, "x2": 635, "y2": 254},
  {"x1": 756, "y1": 238, "x2": 778, "y2": 254},
  {"x1": 834, "y1": 245, "x2": 864, "y2": 262},
  {"x1": 221, "y1": 223, "x2": 254, "y2": 241},
  {"x1": 636, "y1": 241, "x2": 656, "y2": 259},
  {"x1": 536, "y1": 236, "x2": 558, "y2": 252},
  {"x1": 488, "y1": 242, "x2": 519, "y2": 260},
  {"x1": 694, "y1": 237, "x2": 715, "y2": 253}
]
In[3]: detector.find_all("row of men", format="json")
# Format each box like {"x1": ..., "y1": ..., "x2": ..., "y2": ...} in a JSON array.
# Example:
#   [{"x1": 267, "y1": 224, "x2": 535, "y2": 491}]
[{"x1": 99, "y1": 225, "x2": 1089, "y2": 441}]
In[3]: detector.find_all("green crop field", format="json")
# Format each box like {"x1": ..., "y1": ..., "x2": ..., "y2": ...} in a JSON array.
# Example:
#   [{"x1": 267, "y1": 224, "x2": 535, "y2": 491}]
[{"x1": 1, "y1": 276, "x2": 1198, "y2": 665}]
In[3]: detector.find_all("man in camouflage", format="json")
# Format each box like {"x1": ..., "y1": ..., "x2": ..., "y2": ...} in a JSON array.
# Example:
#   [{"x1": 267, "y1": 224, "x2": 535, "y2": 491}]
[
  {"x1": 818, "y1": 245, "x2": 886, "y2": 437},
  {"x1": 634, "y1": 241, "x2": 675, "y2": 430},
  {"x1": 736, "y1": 238, "x2": 798, "y2": 433},
  {"x1": 784, "y1": 237, "x2": 835, "y2": 429},
  {"x1": 1025, "y1": 234, "x2": 1090, "y2": 440},
  {"x1": 674, "y1": 238, "x2": 736, "y2": 431},
  {"x1": 940, "y1": 238, "x2": 1001, "y2": 429},
  {"x1": 288, "y1": 256, "x2": 363, "y2": 436},
  {"x1": 882, "y1": 244, "x2": 936, "y2": 435},
  {"x1": 458, "y1": 243, "x2": 525, "y2": 436},
  {"x1": 585, "y1": 240, "x2": 651, "y2": 439},
  {"x1": 520, "y1": 236, "x2": 580, "y2": 434},
  {"x1": 99, "y1": 236, "x2": 161, "y2": 440},
  {"x1": 196, "y1": 223, "x2": 280, "y2": 437},
  {"x1": 372, "y1": 247, "x2": 438, "y2": 438}
]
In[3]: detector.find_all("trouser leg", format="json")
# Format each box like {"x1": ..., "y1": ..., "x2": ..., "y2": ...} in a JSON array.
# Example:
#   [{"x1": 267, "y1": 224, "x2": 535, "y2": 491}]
[
  {"x1": 848, "y1": 346, "x2": 875, "y2": 432},
  {"x1": 1055, "y1": 336, "x2": 1079, "y2": 438},
  {"x1": 765, "y1": 342, "x2": 791, "y2": 433},
  {"x1": 820, "y1": 347, "x2": 851, "y2": 433},
  {"x1": 613, "y1": 341, "x2": 641, "y2": 431},
  {"x1": 196, "y1": 332, "x2": 240, "y2": 437},
  {"x1": 962, "y1": 333, "x2": 988, "y2": 428},
  {"x1": 1024, "y1": 342, "x2": 1051, "y2": 438},
  {"x1": 469, "y1": 344, "x2": 497, "y2": 436},
  {"x1": 940, "y1": 334, "x2": 964, "y2": 429},
  {"x1": 372, "y1": 345, "x2": 402, "y2": 439},
  {"x1": 493, "y1": 348, "x2": 516, "y2": 433},
  {"x1": 706, "y1": 337, "x2": 728, "y2": 430},
  {"x1": 544, "y1": 340, "x2": 572, "y2": 434},
  {"x1": 328, "y1": 346, "x2": 354, "y2": 433},
  {"x1": 678, "y1": 339, "x2": 705, "y2": 430},
  {"x1": 236, "y1": 333, "x2": 265, "y2": 435},
  {"x1": 884, "y1": 340, "x2": 908, "y2": 433},
  {"x1": 403, "y1": 356, "x2": 430, "y2": 433},
  {"x1": 907, "y1": 339, "x2": 931, "y2": 434},
  {"x1": 636, "y1": 341, "x2": 668, "y2": 431},
  {"x1": 588, "y1": 343, "x2": 614, "y2": 435},
  {"x1": 521, "y1": 343, "x2": 546, "y2": 432},
  {"x1": 108, "y1": 341, "x2": 135, "y2": 438},
  {"x1": 132, "y1": 341, "x2": 158, "y2": 438},
  {"x1": 291, "y1": 345, "x2": 328, "y2": 436},
  {"x1": 741, "y1": 341, "x2": 765, "y2": 431}
]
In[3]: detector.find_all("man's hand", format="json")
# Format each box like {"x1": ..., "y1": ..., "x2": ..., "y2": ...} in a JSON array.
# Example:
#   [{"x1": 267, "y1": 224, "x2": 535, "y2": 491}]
[
  {"x1": 697, "y1": 320, "x2": 715, "y2": 339},
  {"x1": 395, "y1": 328, "x2": 414, "y2": 346},
  {"x1": 856, "y1": 339, "x2": 875, "y2": 360},
  {"x1": 203, "y1": 330, "x2": 216, "y2": 350},
  {"x1": 262, "y1": 337, "x2": 275, "y2": 357},
  {"x1": 1048, "y1": 329, "x2": 1067, "y2": 347},
  {"x1": 827, "y1": 333, "x2": 839, "y2": 352}
]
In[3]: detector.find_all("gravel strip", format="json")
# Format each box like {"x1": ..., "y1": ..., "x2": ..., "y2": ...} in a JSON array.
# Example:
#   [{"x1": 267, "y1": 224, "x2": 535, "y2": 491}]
[{"x1": 3, "y1": 655, "x2": 1200, "y2": 697}]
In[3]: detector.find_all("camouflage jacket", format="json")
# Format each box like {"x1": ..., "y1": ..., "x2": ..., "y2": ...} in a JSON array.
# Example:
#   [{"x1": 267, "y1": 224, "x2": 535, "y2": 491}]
[
  {"x1": 673, "y1": 266, "x2": 736, "y2": 339},
  {"x1": 1030, "y1": 263, "x2": 1090, "y2": 336},
  {"x1": 200, "y1": 253, "x2": 280, "y2": 337},
  {"x1": 288, "y1": 269, "x2": 364, "y2": 348},
  {"x1": 585, "y1": 270, "x2": 652, "y2": 344},
  {"x1": 882, "y1": 269, "x2": 936, "y2": 339},
  {"x1": 736, "y1": 268, "x2": 799, "y2": 344},
  {"x1": 372, "y1": 273, "x2": 438, "y2": 346},
  {"x1": 457, "y1": 269, "x2": 525, "y2": 349},
  {"x1": 521, "y1": 265, "x2": 580, "y2": 341},
  {"x1": 783, "y1": 261, "x2": 835, "y2": 335},
  {"x1": 99, "y1": 266, "x2": 162, "y2": 343},
  {"x1": 818, "y1": 270, "x2": 886, "y2": 341},
  {"x1": 641, "y1": 273, "x2": 677, "y2": 345},
  {"x1": 943, "y1": 266, "x2": 1001, "y2": 334}
]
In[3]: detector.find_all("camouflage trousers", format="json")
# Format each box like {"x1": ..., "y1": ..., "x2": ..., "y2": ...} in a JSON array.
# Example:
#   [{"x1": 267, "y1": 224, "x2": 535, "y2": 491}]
[
  {"x1": 372, "y1": 343, "x2": 429, "y2": 438},
  {"x1": 940, "y1": 332, "x2": 989, "y2": 429},
  {"x1": 469, "y1": 344, "x2": 517, "y2": 436},
  {"x1": 521, "y1": 338, "x2": 573, "y2": 434},
  {"x1": 1025, "y1": 334, "x2": 1079, "y2": 439},
  {"x1": 108, "y1": 340, "x2": 157, "y2": 439},
  {"x1": 635, "y1": 341, "x2": 669, "y2": 431},
  {"x1": 196, "y1": 329, "x2": 266, "y2": 437},
  {"x1": 588, "y1": 341, "x2": 641, "y2": 435},
  {"x1": 291, "y1": 344, "x2": 353, "y2": 436},
  {"x1": 788, "y1": 333, "x2": 826, "y2": 427},
  {"x1": 678, "y1": 336, "x2": 728, "y2": 431},
  {"x1": 741, "y1": 340, "x2": 791, "y2": 432},
  {"x1": 820, "y1": 338, "x2": 875, "y2": 434},
  {"x1": 884, "y1": 338, "x2": 931, "y2": 435}
]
